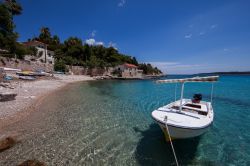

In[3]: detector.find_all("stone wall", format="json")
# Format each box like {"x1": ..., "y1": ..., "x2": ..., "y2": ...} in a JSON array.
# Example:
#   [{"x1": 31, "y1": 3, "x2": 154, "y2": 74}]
[
  {"x1": 68, "y1": 66, "x2": 87, "y2": 75},
  {"x1": 68, "y1": 65, "x2": 113, "y2": 76},
  {"x1": 0, "y1": 57, "x2": 53, "y2": 72},
  {"x1": 0, "y1": 57, "x2": 114, "y2": 76}
]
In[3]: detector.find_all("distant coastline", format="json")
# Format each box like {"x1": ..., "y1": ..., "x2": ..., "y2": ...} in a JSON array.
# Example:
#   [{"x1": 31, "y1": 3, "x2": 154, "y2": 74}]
[
  {"x1": 165, "y1": 71, "x2": 250, "y2": 77},
  {"x1": 194, "y1": 71, "x2": 250, "y2": 76}
]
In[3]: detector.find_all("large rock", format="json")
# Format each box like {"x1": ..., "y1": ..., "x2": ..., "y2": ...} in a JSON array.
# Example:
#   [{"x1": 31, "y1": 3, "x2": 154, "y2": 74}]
[
  {"x1": 18, "y1": 160, "x2": 46, "y2": 166},
  {"x1": 0, "y1": 136, "x2": 16, "y2": 152},
  {"x1": 0, "y1": 92, "x2": 17, "y2": 102}
]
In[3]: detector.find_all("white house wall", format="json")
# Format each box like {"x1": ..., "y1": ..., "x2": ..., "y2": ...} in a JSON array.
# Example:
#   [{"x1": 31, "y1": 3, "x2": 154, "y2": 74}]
[{"x1": 36, "y1": 47, "x2": 54, "y2": 64}]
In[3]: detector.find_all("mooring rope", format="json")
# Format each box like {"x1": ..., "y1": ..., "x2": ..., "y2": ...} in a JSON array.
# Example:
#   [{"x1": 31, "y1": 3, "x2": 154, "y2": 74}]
[
  {"x1": 164, "y1": 116, "x2": 179, "y2": 166},
  {"x1": 174, "y1": 83, "x2": 177, "y2": 101},
  {"x1": 210, "y1": 82, "x2": 214, "y2": 104}
]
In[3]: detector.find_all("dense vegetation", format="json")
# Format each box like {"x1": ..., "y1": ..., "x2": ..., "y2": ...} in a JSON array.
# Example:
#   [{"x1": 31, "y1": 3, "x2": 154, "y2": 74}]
[
  {"x1": 0, "y1": 0, "x2": 35, "y2": 58},
  {"x1": 138, "y1": 63, "x2": 162, "y2": 75},
  {"x1": 0, "y1": 0, "x2": 162, "y2": 75},
  {"x1": 31, "y1": 28, "x2": 162, "y2": 74}
]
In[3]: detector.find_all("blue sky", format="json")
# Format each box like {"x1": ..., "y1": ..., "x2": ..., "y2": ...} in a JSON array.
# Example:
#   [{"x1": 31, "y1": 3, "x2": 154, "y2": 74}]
[{"x1": 14, "y1": 0, "x2": 250, "y2": 74}]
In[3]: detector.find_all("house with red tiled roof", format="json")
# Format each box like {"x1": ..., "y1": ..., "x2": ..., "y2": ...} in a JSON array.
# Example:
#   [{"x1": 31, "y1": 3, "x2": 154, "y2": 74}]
[
  {"x1": 23, "y1": 40, "x2": 55, "y2": 64},
  {"x1": 115, "y1": 63, "x2": 143, "y2": 78}
]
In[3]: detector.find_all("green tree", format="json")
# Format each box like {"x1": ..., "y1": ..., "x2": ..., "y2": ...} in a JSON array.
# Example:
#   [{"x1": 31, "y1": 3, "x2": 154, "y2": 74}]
[
  {"x1": 0, "y1": 4, "x2": 14, "y2": 33},
  {"x1": 54, "y1": 48, "x2": 65, "y2": 60},
  {"x1": 54, "y1": 59, "x2": 67, "y2": 72},
  {"x1": 4, "y1": 0, "x2": 22, "y2": 15},
  {"x1": 138, "y1": 63, "x2": 162, "y2": 75},
  {"x1": 53, "y1": 36, "x2": 162, "y2": 73},
  {"x1": 14, "y1": 42, "x2": 28, "y2": 59},
  {"x1": 0, "y1": 0, "x2": 22, "y2": 52},
  {"x1": 52, "y1": 35, "x2": 60, "y2": 45},
  {"x1": 38, "y1": 27, "x2": 51, "y2": 44},
  {"x1": 31, "y1": 27, "x2": 61, "y2": 51},
  {"x1": 83, "y1": 44, "x2": 91, "y2": 61},
  {"x1": 29, "y1": 46, "x2": 38, "y2": 56},
  {"x1": 63, "y1": 37, "x2": 84, "y2": 61},
  {"x1": 132, "y1": 57, "x2": 138, "y2": 65},
  {"x1": 64, "y1": 37, "x2": 82, "y2": 47}
]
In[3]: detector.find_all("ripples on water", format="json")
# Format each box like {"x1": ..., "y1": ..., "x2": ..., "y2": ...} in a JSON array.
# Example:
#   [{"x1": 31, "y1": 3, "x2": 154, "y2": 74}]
[{"x1": 0, "y1": 76, "x2": 250, "y2": 165}]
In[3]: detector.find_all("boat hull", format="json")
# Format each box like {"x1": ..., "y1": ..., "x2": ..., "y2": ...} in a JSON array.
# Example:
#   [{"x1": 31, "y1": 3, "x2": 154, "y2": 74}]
[{"x1": 157, "y1": 122, "x2": 211, "y2": 141}]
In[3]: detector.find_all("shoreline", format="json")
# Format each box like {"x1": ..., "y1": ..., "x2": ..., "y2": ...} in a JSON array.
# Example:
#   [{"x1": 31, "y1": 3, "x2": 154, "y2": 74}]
[{"x1": 0, "y1": 75, "x2": 94, "y2": 129}]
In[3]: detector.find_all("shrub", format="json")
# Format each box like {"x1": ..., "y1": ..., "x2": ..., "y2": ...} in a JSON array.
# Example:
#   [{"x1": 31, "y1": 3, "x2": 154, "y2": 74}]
[
  {"x1": 54, "y1": 60, "x2": 68, "y2": 72},
  {"x1": 0, "y1": 58, "x2": 6, "y2": 65},
  {"x1": 15, "y1": 43, "x2": 29, "y2": 59},
  {"x1": 38, "y1": 51, "x2": 43, "y2": 58}
]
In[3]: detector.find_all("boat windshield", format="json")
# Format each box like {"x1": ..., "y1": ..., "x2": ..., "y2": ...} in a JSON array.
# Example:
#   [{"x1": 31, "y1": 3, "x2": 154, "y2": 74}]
[
  {"x1": 184, "y1": 103, "x2": 201, "y2": 109},
  {"x1": 171, "y1": 104, "x2": 208, "y2": 116}
]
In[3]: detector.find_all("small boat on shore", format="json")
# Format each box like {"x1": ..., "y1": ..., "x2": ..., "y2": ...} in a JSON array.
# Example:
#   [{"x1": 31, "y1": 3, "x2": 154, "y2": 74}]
[
  {"x1": 152, "y1": 76, "x2": 219, "y2": 141},
  {"x1": 1, "y1": 67, "x2": 21, "y2": 72},
  {"x1": 16, "y1": 71, "x2": 46, "y2": 77},
  {"x1": 19, "y1": 76, "x2": 36, "y2": 80},
  {"x1": 16, "y1": 71, "x2": 34, "y2": 76}
]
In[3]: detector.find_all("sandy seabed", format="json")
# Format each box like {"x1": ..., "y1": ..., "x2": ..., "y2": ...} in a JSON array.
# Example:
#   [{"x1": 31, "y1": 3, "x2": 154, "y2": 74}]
[{"x1": 0, "y1": 75, "x2": 94, "y2": 129}]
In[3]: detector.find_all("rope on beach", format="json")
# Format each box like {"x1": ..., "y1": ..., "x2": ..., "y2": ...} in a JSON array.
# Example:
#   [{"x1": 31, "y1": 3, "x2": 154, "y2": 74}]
[{"x1": 164, "y1": 116, "x2": 179, "y2": 166}]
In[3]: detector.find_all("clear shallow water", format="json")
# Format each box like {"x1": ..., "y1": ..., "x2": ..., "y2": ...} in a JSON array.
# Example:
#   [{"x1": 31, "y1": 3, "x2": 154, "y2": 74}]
[{"x1": 1, "y1": 75, "x2": 250, "y2": 165}]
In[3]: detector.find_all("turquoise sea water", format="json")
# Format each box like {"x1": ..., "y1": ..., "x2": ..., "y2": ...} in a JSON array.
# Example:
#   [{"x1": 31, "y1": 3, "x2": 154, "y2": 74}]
[{"x1": 1, "y1": 75, "x2": 250, "y2": 165}]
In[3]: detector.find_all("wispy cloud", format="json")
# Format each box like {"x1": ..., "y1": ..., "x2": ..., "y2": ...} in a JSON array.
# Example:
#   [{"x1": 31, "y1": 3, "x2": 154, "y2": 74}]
[
  {"x1": 85, "y1": 39, "x2": 118, "y2": 47},
  {"x1": 86, "y1": 38, "x2": 104, "y2": 46},
  {"x1": 199, "y1": 31, "x2": 206, "y2": 36},
  {"x1": 108, "y1": 42, "x2": 117, "y2": 49},
  {"x1": 95, "y1": 41, "x2": 104, "y2": 46},
  {"x1": 90, "y1": 30, "x2": 96, "y2": 37},
  {"x1": 210, "y1": 24, "x2": 218, "y2": 29},
  {"x1": 86, "y1": 38, "x2": 95, "y2": 45},
  {"x1": 184, "y1": 34, "x2": 192, "y2": 39},
  {"x1": 184, "y1": 22, "x2": 218, "y2": 38},
  {"x1": 118, "y1": 0, "x2": 126, "y2": 7}
]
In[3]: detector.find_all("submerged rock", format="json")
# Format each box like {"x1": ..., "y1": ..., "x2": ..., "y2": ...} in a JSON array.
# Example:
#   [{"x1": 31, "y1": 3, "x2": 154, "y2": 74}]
[
  {"x1": 18, "y1": 160, "x2": 46, "y2": 166},
  {"x1": 0, "y1": 136, "x2": 16, "y2": 152}
]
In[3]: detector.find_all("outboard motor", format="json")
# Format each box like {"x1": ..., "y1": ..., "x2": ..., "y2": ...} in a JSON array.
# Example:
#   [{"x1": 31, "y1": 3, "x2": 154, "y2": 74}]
[{"x1": 192, "y1": 94, "x2": 202, "y2": 103}]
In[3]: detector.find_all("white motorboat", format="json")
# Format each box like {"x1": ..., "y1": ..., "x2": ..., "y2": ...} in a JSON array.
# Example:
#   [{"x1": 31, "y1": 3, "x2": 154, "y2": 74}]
[{"x1": 151, "y1": 76, "x2": 219, "y2": 141}]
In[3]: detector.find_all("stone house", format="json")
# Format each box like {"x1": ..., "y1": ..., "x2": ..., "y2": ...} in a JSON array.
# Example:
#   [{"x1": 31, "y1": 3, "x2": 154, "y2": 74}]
[{"x1": 115, "y1": 63, "x2": 143, "y2": 78}]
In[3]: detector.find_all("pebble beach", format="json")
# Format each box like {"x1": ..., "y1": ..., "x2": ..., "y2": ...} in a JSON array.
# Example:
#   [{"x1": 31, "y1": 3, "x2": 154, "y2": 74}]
[{"x1": 0, "y1": 75, "x2": 93, "y2": 129}]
